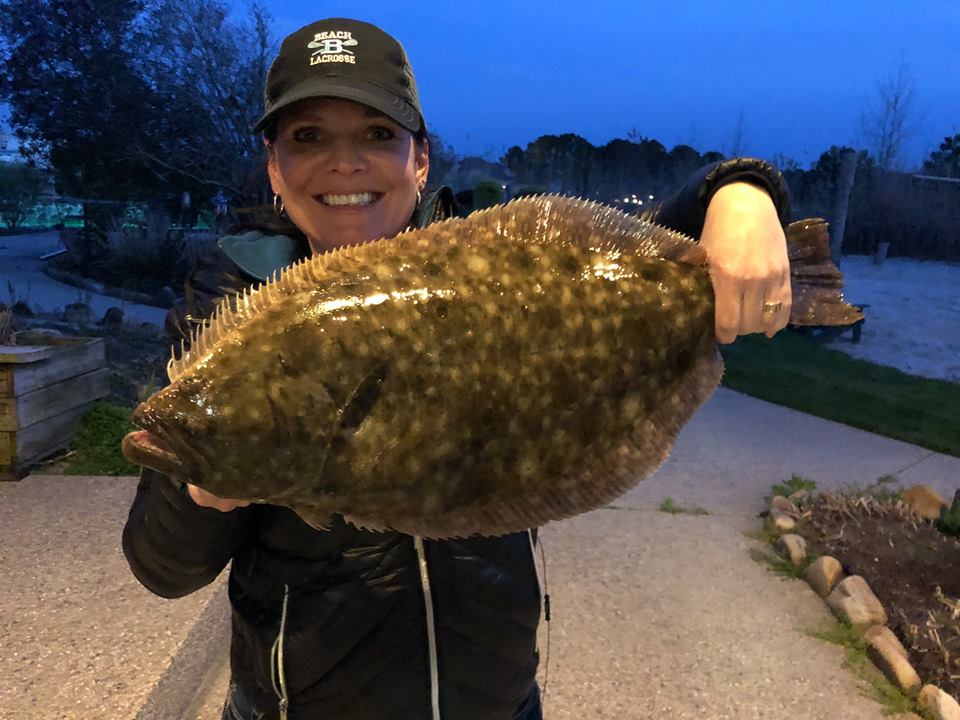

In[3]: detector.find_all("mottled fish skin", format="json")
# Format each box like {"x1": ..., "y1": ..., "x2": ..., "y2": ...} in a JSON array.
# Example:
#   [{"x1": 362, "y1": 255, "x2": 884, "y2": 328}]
[{"x1": 125, "y1": 196, "x2": 722, "y2": 538}]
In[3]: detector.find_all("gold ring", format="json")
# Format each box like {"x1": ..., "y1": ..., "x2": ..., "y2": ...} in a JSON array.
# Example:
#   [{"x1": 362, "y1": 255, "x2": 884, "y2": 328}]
[{"x1": 762, "y1": 301, "x2": 782, "y2": 314}]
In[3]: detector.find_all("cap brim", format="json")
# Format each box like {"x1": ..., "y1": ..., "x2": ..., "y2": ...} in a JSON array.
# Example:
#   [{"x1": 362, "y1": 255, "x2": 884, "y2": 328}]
[{"x1": 254, "y1": 78, "x2": 421, "y2": 134}]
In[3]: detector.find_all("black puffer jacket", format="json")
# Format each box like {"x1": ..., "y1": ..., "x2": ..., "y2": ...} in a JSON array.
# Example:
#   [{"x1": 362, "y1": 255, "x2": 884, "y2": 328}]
[{"x1": 122, "y1": 160, "x2": 789, "y2": 720}]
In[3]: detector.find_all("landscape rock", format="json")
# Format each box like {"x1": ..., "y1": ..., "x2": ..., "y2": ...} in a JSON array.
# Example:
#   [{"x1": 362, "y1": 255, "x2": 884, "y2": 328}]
[
  {"x1": 805, "y1": 555, "x2": 844, "y2": 597},
  {"x1": 903, "y1": 484, "x2": 947, "y2": 521},
  {"x1": 87, "y1": 279, "x2": 107, "y2": 295},
  {"x1": 62, "y1": 302, "x2": 94, "y2": 325},
  {"x1": 826, "y1": 576, "x2": 887, "y2": 631},
  {"x1": 864, "y1": 625, "x2": 921, "y2": 696},
  {"x1": 919, "y1": 685, "x2": 960, "y2": 720},
  {"x1": 771, "y1": 513, "x2": 795, "y2": 533},
  {"x1": 99, "y1": 307, "x2": 125, "y2": 326},
  {"x1": 12, "y1": 300, "x2": 33, "y2": 317},
  {"x1": 152, "y1": 286, "x2": 178, "y2": 309},
  {"x1": 18, "y1": 327, "x2": 63, "y2": 341},
  {"x1": 775, "y1": 534, "x2": 807, "y2": 566},
  {"x1": 771, "y1": 495, "x2": 800, "y2": 516}
]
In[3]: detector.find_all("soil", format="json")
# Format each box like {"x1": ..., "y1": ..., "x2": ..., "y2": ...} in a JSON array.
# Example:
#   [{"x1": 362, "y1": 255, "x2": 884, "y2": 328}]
[
  {"x1": 84, "y1": 324, "x2": 172, "y2": 407},
  {"x1": 797, "y1": 493, "x2": 960, "y2": 699}
]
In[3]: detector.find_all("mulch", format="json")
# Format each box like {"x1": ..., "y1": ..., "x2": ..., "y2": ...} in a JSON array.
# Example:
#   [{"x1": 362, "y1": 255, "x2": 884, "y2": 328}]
[
  {"x1": 798, "y1": 493, "x2": 960, "y2": 698},
  {"x1": 94, "y1": 325, "x2": 172, "y2": 407}
]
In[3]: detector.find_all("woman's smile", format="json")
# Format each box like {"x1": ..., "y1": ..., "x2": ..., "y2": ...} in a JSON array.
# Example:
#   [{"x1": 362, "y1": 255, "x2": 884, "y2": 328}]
[
  {"x1": 317, "y1": 191, "x2": 383, "y2": 207},
  {"x1": 266, "y1": 97, "x2": 429, "y2": 254}
]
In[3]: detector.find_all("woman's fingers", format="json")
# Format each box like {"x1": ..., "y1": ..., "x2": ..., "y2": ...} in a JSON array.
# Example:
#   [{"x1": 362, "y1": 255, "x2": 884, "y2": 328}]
[
  {"x1": 187, "y1": 483, "x2": 251, "y2": 512},
  {"x1": 710, "y1": 267, "x2": 742, "y2": 344},
  {"x1": 763, "y1": 269, "x2": 793, "y2": 338},
  {"x1": 712, "y1": 263, "x2": 793, "y2": 343}
]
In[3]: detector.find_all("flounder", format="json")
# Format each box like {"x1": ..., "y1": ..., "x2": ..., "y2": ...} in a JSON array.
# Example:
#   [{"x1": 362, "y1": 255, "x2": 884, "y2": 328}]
[{"x1": 121, "y1": 195, "x2": 835, "y2": 538}]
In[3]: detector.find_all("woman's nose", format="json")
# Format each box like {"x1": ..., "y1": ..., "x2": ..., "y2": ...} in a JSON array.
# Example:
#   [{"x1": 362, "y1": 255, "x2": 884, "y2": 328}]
[{"x1": 325, "y1": 139, "x2": 368, "y2": 174}]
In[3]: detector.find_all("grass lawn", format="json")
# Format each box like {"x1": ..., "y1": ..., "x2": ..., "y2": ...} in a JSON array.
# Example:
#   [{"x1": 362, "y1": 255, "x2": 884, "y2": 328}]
[{"x1": 720, "y1": 330, "x2": 960, "y2": 458}]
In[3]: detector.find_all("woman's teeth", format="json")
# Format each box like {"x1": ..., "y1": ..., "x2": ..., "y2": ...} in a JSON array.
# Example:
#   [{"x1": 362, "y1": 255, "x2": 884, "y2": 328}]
[{"x1": 321, "y1": 192, "x2": 377, "y2": 206}]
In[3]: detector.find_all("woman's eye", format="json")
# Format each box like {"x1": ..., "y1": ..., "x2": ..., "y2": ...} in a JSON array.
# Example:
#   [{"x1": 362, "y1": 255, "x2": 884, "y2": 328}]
[
  {"x1": 368, "y1": 125, "x2": 396, "y2": 141},
  {"x1": 292, "y1": 127, "x2": 320, "y2": 143}
]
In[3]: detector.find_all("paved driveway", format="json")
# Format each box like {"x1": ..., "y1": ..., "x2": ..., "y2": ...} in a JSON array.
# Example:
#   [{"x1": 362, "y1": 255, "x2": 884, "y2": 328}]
[{"x1": 0, "y1": 231, "x2": 168, "y2": 325}]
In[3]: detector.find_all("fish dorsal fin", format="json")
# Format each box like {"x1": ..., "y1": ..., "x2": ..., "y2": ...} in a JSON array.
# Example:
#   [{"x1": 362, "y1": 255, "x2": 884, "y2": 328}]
[
  {"x1": 166, "y1": 237, "x2": 386, "y2": 383},
  {"x1": 166, "y1": 195, "x2": 707, "y2": 383},
  {"x1": 459, "y1": 195, "x2": 709, "y2": 266}
]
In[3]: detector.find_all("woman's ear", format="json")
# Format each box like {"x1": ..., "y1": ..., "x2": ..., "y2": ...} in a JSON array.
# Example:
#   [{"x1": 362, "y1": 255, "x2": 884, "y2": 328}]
[
  {"x1": 265, "y1": 140, "x2": 280, "y2": 194},
  {"x1": 416, "y1": 136, "x2": 430, "y2": 189}
]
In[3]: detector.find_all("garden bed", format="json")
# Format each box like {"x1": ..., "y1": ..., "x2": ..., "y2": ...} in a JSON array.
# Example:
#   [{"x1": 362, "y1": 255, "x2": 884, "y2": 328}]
[{"x1": 795, "y1": 491, "x2": 960, "y2": 701}]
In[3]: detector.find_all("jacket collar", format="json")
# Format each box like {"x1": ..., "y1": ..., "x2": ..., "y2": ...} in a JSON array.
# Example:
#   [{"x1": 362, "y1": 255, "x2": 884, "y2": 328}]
[{"x1": 218, "y1": 187, "x2": 458, "y2": 282}]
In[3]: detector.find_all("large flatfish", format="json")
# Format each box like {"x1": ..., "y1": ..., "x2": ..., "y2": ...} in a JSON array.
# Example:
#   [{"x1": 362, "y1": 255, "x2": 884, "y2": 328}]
[{"x1": 121, "y1": 195, "x2": 835, "y2": 538}]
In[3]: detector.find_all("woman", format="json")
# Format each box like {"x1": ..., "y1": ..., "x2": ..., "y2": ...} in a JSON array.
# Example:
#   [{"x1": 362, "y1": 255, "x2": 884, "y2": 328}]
[{"x1": 122, "y1": 17, "x2": 792, "y2": 720}]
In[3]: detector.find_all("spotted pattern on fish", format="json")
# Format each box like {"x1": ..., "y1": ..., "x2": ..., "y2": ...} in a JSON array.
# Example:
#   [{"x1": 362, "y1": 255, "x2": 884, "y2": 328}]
[{"x1": 127, "y1": 195, "x2": 722, "y2": 538}]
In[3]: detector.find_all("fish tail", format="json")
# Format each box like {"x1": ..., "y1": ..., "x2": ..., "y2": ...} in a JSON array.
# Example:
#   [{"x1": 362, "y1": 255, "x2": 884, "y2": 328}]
[{"x1": 785, "y1": 218, "x2": 865, "y2": 328}]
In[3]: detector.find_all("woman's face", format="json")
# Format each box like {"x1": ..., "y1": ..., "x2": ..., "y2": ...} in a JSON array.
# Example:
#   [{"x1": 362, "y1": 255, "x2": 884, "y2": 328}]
[{"x1": 267, "y1": 97, "x2": 429, "y2": 254}]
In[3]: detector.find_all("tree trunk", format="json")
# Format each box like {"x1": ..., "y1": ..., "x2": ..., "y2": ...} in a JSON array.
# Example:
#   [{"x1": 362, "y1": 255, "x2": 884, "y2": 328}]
[
  {"x1": 829, "y1": 150, "x2": 859, "y2": 268},
  {"x1": 80, "y1": 202, "x2": 113, "y2": 277}
]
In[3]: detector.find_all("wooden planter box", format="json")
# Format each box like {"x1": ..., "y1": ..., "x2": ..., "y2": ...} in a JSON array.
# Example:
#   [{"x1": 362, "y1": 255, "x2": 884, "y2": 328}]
[{"x1": 0, "y1": 337, "x2": 111, "y2": 481}]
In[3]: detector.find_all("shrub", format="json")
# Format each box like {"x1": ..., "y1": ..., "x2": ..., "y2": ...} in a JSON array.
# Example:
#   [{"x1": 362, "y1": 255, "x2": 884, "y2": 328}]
[{"x1": 473, "y1": 180, "x2": 505, "y2": 210}]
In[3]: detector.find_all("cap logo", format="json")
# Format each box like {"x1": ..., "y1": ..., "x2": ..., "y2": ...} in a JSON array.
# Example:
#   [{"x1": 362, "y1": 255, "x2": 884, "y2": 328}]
[{"x1": 307, "y1": 30, "x2": 358, "y2": 65}]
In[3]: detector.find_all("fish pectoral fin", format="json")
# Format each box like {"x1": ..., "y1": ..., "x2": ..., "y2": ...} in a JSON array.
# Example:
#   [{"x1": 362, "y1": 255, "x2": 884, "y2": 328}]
[
  {"x1": 338, "y1": 361, "x2": 391, "y2": 431},
  {"x1": 266, "y1": 393, "x2": 292, "y2": 446}
]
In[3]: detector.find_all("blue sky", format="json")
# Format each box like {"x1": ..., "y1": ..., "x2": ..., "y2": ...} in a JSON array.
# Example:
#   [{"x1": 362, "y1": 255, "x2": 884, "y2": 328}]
[{"x1": 251, "y1": 0, "x2": 959, "y2": 170}]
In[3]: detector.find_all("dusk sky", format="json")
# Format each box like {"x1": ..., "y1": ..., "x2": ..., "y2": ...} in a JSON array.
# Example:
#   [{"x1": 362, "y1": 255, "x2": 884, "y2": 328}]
[{"x1": 252, "y1": 0, "x2": 959, "y2": 170}]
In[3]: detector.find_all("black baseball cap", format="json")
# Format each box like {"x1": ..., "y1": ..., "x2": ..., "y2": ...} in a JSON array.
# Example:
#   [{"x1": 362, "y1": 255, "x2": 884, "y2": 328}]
[{"x1": 254, "y1": 18, "x2": 424, "y2": 134}]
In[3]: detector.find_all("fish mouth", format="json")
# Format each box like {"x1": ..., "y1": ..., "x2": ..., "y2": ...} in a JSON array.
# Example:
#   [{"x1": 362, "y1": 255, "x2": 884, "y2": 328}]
[{"x1": 121, "y1": 428, "x2": 189, "y2": 479}]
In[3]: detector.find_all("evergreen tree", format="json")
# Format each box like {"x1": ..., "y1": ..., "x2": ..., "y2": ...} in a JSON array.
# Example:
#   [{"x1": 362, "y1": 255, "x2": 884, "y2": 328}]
[{"x1": 922, "y1": 134, "x2": 960, "y2": 179}]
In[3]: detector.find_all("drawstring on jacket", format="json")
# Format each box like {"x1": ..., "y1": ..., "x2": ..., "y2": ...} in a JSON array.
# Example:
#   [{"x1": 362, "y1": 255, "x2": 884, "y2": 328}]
[
  {"x1": 414, "y1": 536, "x2": 442, "y2": 720},
  {"x1": 271, "y1": 583, "x2": 291, "y2": 720},
  {"x1": 266, "y1": 536, "x2": 547, "y2": 720}
]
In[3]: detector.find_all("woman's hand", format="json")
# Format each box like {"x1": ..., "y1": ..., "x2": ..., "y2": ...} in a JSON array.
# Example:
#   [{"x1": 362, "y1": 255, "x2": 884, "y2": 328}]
[
  {"x1": 187, "y1": 483, "x2": 251, "y2": 512},
  {"x1": 698, "y1": 182, "x2": 792, "y2": 344}
]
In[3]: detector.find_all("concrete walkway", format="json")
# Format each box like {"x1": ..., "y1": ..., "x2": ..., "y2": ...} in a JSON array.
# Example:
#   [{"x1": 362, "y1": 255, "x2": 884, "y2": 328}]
[
  {"x1": 1, "y1": 388, "x2": 957, "y2": 719},
  {"x1": 0, "y1": 231, "x2": 168, "y2": 325}
]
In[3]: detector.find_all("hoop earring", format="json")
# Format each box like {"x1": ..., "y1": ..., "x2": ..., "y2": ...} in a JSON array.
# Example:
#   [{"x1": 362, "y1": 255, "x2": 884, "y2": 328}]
[
  {"x1": 416, "y1": 189, "x2": 422, "y2": 207},
  {"x1": 273, "y1": 193, "x2": 284, "y2": 216}
]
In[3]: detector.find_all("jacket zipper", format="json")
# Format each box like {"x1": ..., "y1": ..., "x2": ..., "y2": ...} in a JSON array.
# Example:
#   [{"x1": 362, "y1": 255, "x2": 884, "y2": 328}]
[
  {"x1": 271, "y1": 583, "x2": 291, "y2": 720},
  {"x1": 414, "y1": 536, "x2": 442, "y2": 720}
]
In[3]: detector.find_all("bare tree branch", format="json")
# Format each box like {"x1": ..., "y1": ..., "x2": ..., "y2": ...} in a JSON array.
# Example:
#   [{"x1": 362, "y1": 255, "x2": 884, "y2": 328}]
[{"x1": 859, "y1": 58, "x2": 918, "y2": 171}]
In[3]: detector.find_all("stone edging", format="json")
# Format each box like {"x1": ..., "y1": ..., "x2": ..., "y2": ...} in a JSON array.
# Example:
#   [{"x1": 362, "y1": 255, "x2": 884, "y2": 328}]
[
  {"x1": 768, "y1": 492, "x2": 960, "y2": 720},
  {"x1": 41, "y1": 266, "x2": 182, "y2": 309}
]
